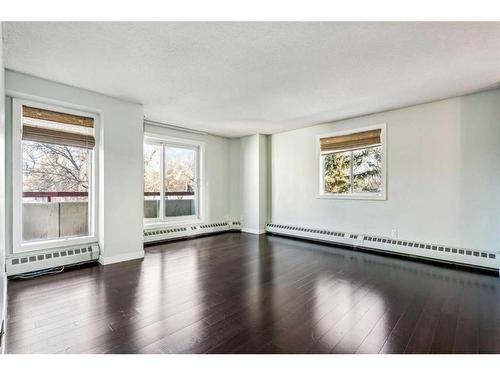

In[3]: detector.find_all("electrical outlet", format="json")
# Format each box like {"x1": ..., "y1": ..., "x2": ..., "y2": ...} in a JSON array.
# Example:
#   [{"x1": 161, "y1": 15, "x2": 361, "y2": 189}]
[{"x1": 391, "y1": 229, "x2": 398, "y2": 238}]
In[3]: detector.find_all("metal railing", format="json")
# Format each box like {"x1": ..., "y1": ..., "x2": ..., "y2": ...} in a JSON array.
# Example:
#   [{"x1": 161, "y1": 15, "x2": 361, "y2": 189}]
[
  {"x1": 23, "y1": 191, "x2": 88, "y2": 202},
  {"x1": 144, "y1": 191, "x2": 195, "y2": 197},
  {"x1": 21, "y1": 192, "x2": 196, "y2": 239},
  {"x1": 23, "y1": 191, "x2": 194, "y2": 202}
]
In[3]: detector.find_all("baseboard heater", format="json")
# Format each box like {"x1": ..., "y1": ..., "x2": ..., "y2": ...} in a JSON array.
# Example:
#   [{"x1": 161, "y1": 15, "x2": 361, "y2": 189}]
[
  {"x1": 6, "y1": 243, "x2": 100, "y2": 277},
  {"x1": 266, "y1": 223, "x2": 499, "y2": 274},
  {"x1": 143, "y1": 221, "x2": 242, "y2": 244}
]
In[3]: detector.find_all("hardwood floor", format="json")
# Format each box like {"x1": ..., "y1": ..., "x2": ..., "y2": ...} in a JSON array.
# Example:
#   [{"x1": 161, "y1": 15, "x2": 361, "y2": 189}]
[{"x1": 5, "y1": 232, "x2": 500, "y2": 354}]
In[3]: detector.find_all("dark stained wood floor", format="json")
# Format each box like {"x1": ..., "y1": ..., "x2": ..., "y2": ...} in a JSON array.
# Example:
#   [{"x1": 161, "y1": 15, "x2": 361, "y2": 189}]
[{"x1": 5, "y1": 232, "x2": 500, "y2": 354}]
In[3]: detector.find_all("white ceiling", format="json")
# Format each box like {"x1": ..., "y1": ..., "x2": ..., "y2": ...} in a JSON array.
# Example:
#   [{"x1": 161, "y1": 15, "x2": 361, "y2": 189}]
[{"x1": 3, "y1": 22, "x2": 500, "y2": 137}]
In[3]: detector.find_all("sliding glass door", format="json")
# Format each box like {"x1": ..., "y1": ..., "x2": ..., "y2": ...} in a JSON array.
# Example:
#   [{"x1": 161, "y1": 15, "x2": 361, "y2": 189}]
[{"x1": 144, "y1": 138, "x2": 202, "y2": 224}]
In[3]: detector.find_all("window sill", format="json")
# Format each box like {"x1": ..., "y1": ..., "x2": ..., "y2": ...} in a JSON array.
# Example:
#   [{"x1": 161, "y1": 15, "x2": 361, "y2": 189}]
[
  {"x1": 14, "y1": 235, "x2": 98, "y2": 254},
  {"x1": 316, "y1": 193, "x2": 387, "y2": 201}
]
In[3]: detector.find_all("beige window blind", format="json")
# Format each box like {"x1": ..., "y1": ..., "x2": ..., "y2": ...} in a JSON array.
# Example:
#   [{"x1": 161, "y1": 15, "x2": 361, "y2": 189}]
[
  {"x1": 22, "y1": 105, "x2": 95, "y2": 149},
  {"x1": 320, "y1": 129, "x2": 381, "y2": 153}
]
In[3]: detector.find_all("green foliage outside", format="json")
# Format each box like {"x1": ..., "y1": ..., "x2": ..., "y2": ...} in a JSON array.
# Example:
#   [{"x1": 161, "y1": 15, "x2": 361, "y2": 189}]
[{"x1": 323, "y1": 146, "x2": 382, "y2": 194}]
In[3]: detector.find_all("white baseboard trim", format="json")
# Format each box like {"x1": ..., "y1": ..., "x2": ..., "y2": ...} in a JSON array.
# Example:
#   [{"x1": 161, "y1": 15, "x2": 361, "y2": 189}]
[
  {"x1": 98, "y1": 250, "x2": 145, "y2": 266},
  {"x1": 241, "y1": 228, "x2": 266, "y2": 235}
]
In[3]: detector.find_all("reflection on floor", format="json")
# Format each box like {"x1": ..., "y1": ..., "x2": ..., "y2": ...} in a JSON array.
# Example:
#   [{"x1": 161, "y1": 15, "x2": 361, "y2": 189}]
[{"x1": 5, "y1": 232, "x2": 500, "y2": 353}]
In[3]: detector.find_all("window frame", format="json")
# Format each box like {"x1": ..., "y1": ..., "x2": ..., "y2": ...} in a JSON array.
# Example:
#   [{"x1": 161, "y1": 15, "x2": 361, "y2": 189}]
[
  {"x1": 143, "y1": 133, "x2": 205, "y2": 228},
  {"x1": 316, "y1": 123, "x2": 387, "y2": 200},
  {"x1": 12, "y1": 98, "x2": 99, "y2": 253}
]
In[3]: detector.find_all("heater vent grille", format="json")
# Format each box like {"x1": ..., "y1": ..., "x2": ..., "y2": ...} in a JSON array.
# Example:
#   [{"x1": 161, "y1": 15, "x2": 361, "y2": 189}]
[
  {"x1": 10, "y1": 245, "x2": 93, "y2": 266},
  {"x1": 7, "y1": 243, "x2": 100, "y2": 276},
  {"x1": 144, "y1": 221, "x2": 241, "y2": 244},
  {"x1": 200, "y1": 222, "x2": 228, "y2": 229},
  {"x1": 266, "y1": 223, "x2": 347, "y2": 238},
  {"x1": 363, "y1": 235, "x2": 496, "y2": 260},
  {"x1": 266, "y1": 223, "x2": 499, "y2": 272},
  {"x1": 144, "y1": 227, "x2": 188, "y2": 237}
]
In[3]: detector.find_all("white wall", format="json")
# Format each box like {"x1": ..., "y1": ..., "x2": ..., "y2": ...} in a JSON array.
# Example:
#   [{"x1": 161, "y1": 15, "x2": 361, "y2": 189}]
[
  {"x1": 240, "y1": 134, "x2": 268, "y2": 233},
  {"x1": 144, "y1": 124, "x2": 233, "y2": 223},
  {"x1": 271, "y1": 89, "x2": 500, "y2": 251},
  {"x1": 5, "y1": 71, "x2": 144, "y2": 263},
  {"x1": 0, "y1": 23, "x2": 7, "y2": 351},
  {"x1": 240, "y1": 135, "x2": 259, "y2": 232},
  {"x1": 229, "y1": 138, "x2": 241, "y2": 221},
  {"x1": 258, "y1": 134, "x2": 268, "y2": 231}
]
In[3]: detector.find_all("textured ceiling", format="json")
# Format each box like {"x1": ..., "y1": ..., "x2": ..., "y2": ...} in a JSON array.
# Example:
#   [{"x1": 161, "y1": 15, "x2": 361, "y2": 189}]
[{"x1": 3, "y1": 22, "x2": 500, "y2": 137}]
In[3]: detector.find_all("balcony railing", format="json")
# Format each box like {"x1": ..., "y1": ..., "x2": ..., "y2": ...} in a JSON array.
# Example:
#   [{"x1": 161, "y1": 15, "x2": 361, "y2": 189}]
[
  {"x1": 143, "y1": 191, "x2": 195, "y2": 218},
  {"x1": 22, "y1": 191, "x2": 89, "y2": 241},
  {"x1": 144, "y1": 191, "x2": 195, "y2": 197},
  {"x1": 23, "y1": 191, "x2": 88, "y2": 202},
  {"x1": 21, "y1": 191, "x2": 197, "y2": 240},
  {"x1": 23, "y1": 191, "x2": 195, "y2": 201}
]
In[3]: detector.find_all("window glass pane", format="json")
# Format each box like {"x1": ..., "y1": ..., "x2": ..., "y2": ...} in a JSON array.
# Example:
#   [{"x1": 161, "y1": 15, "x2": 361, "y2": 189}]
[
  {"x1": 352, "y1": 146, "x2": 382, "y2": 193},
  {"x1": 164, "y1": 145, "x2": 197, "y2": 218},
  {"x1": 144, "y1": 143, "x2": 161, "y2": 219},
  {"x1": 323, "y1": 150, "x2": 351, "y2": 194},
  {"x1": 22, "y1": 141, "x2": 90, "y2": 241}
]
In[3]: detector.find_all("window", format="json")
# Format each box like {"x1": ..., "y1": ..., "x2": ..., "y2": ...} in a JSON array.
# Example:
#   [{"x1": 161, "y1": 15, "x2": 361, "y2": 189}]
[
  {"x1": 144, "y1": 143, "x2": 161, "y2": 219},
  {"x1": 144, "y1": 135, "x2": 203, "y2": 224},
  {"x1": 318, "y1": 125, "x2": 386, "y2": 199},
  {"x1": 12, "y1": 100, "x2": 98, "y2": 252}
]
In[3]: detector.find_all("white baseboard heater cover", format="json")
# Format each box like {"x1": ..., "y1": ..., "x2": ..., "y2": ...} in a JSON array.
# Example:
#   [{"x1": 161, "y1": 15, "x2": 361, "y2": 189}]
[
  {"x1": 266, "y1": 223, "x2": 499, "y2": 273},
  {"x1": 6, "y1": 243, "x2": 100, "y2": 276},
  {"x1": 144, "y1": 221, "x2": 242, "y2": 244}
]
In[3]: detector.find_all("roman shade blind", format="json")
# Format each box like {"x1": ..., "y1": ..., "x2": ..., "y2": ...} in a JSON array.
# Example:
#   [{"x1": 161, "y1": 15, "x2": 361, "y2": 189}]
[
  {"x1": 22, "y1": 105, "x2": 95, "y2": 149},
  {"x1": 320, "y1": 128, "x2": 381, "y2": 153}
]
